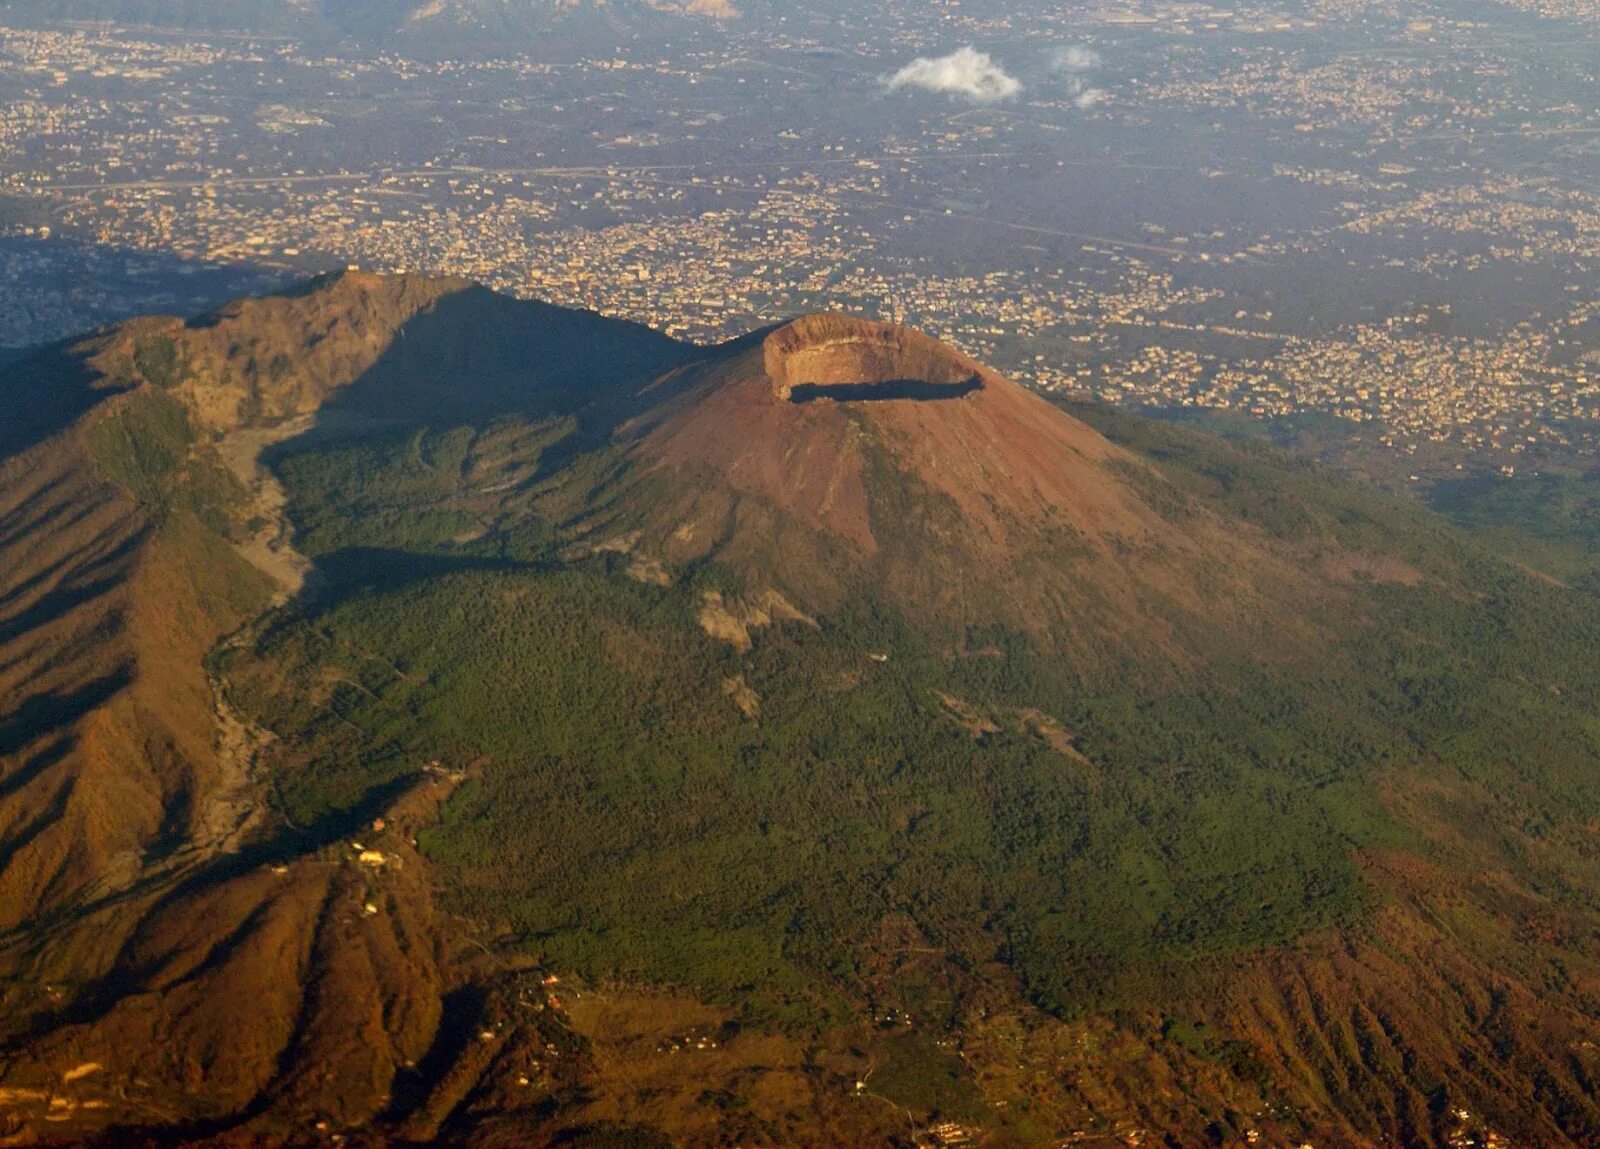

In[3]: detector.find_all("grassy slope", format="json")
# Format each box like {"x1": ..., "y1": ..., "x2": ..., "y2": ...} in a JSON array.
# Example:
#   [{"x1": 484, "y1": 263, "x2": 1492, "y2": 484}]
[{"x1": 1427, "y1": 466, "x2": 1600, "y2": 590}]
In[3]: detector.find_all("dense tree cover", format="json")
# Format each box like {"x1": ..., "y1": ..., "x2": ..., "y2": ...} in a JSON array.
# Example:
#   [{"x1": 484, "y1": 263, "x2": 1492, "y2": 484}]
[
  {"x1": 219, "y1": 408, "x2": 1600, "y2": 1029},
  {"x1": 1428, "y1": 467, "x2": 1600, "y2": 591},
  {"x1": 87, "y1": 388, "x2": 196, "y2": 502},
  {"x1": 86, "y1": 387, "x2": 258, "y2": 542},
  {"x1": 267, "y1": 418, "x2": 577, "y2": 557}
]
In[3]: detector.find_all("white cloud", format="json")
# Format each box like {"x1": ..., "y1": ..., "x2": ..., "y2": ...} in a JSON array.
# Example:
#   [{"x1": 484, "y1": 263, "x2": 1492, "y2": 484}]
[
  {"x1": 1050, "y1": 44, "x2": 1107, "y2": 109},
  {"x1": 883, "y1": 46, "x2": 1021, "y2": 104},
  {"x1": 1053, "y1": 45, "x2": 1102, "y2": 72}
]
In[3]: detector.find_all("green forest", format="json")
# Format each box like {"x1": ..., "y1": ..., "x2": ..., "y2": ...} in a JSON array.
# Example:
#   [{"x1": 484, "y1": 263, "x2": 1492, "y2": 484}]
[{"x1": 209, "y1": 404, "x2": 1600, "y2": 1027}]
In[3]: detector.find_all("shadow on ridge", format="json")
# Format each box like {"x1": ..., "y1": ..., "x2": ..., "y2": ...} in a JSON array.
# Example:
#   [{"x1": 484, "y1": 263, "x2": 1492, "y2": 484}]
[
  {"x1": 0, "y1": 668, "x2": 133, "y2": 761},
  {"x1": 1, "y1": 768, "x2": 421, "y2": 1046},
  {"x1": 252, "y1": 281, "x2": 700, "y2": 607},
  {"x1": 0, "y1": 338, "x2": 129, "y2": 461},
  {"x1": 322, "y1": 282, "x2": 692, "y2": 428},
  {"x1": 307, "y1": 546, "x2": 536, "y2": 601},
  {"x1": 787, "y1": 375, "x2": 983, "y2": 404},
  {"x1": 0, "y1": 234, "x2": 289, "y2": 459}
]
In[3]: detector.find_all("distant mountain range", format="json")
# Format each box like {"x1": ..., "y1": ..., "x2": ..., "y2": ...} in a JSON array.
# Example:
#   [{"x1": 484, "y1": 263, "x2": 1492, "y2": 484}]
[
  {"x1": 0, "y1": 0, "x2": 748, "y2": 51},
  {"x1": 5, "y1": 272, "x2": 1600, "y2": 1146}
]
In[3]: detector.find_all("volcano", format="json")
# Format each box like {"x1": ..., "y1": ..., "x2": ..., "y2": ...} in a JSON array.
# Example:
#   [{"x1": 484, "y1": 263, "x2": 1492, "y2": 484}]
[
  {"x1": 4, "y1": 275, "x2": 1600, "y2": 1148},
  {"x1": 566, "y1": 311, "x2": 1333, "y2": 676}
]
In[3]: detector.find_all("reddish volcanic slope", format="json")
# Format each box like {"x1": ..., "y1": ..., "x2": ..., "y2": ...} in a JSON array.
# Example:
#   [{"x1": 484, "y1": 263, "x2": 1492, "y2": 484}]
[
  {"x1": 584, "y1": 313, "x2": 1326, "y2": 673},
  {"x1": 634, "y1": 314, "x2": 1156, "y2": 551}
]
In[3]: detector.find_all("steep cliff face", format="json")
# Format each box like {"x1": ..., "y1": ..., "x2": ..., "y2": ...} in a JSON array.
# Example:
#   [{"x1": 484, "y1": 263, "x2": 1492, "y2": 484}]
[{"x1": 761, "y1": 313, "x2": 988, "y2": 400}]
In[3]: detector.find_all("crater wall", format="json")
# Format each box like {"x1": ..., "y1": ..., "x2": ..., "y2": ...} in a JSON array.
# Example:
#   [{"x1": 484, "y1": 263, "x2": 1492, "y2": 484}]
[{"x1": 762, "y1": 314, "x2": 991, "y2": 402}]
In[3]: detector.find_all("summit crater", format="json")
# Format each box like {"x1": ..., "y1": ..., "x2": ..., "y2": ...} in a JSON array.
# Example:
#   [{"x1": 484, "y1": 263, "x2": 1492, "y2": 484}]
[{"x1": 761, "y1": 313, "x2": 988, "y2": 403}]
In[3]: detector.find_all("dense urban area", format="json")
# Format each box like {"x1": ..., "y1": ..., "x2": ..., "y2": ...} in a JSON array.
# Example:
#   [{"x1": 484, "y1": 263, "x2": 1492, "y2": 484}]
[{"x1": 3, "y1": 0, "x2": 1600, "y2": 479}]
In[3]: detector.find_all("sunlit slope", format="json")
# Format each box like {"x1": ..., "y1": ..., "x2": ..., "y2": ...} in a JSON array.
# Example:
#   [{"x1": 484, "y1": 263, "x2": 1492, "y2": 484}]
[
  {"x1": 0, "y1": 370, "x2": 268, "y2": 932},
  {"x1": 235, "y1": 298, "x2": 1600, "y2": 1142},
  {"x1": 0, "y1": 273, "x2": 688, "y2": 1141}
]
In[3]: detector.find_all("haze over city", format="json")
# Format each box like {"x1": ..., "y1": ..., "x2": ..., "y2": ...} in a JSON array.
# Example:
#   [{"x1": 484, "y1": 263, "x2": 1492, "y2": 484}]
[{"x1": 5, "y1": 0, "x2": 1600, "y2": 484}]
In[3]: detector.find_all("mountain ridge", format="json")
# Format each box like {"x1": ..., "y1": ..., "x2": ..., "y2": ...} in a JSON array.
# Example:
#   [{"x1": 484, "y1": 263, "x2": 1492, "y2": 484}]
[{"x1": 0, "y1": 0, "x2": 751, "y2": 53}]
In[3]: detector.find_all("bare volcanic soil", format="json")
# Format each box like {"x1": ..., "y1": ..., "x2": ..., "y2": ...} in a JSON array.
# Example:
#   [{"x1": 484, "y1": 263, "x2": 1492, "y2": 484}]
[{"x1": 595, "y1": 312, "x2": 1331, "y2": 675}]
